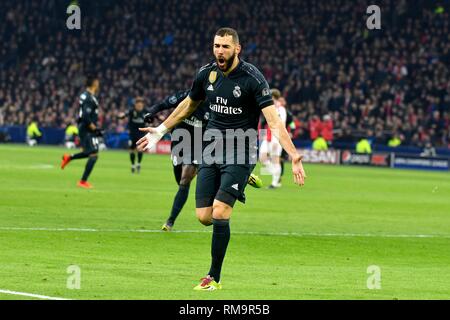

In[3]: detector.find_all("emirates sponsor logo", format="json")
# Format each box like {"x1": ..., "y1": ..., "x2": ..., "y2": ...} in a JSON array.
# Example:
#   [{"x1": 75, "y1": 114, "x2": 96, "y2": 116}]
[{"x1": 209, "y1": 96, "x2": 243, "y2": 115}]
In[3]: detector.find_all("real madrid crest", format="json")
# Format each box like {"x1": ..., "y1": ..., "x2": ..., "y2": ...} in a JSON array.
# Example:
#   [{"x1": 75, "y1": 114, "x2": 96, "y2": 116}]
[
  {"x1": 209, "y1": 71, "x2": 217, "y2": 84},
  {"x1": 233, "y1": 86, "x2": 241, "y2": 98}
]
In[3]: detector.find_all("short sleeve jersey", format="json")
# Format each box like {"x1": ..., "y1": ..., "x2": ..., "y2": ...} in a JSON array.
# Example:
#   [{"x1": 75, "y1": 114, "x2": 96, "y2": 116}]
[
  {"x1": 189, "y1": 60, "x2": 273, "y2": 133},
  {"x1": 77, "y1": 91, "x2": 99, "y2": 133},
  {"x1": 127, "y1": 109, "x2": 148, "y2": 135}
]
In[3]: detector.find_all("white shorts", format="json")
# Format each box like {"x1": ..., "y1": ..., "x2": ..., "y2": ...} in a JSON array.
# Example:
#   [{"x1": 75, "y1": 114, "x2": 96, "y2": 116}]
[
  {"x1": 259, "y1": 140, "x2": 282, "y2": 158},
  {"x1": 259, "y1": 140, "x2": 270, "y2": 156},
  {"x1": 270, "y1": 139, "x2": 283, "y2": 157}
]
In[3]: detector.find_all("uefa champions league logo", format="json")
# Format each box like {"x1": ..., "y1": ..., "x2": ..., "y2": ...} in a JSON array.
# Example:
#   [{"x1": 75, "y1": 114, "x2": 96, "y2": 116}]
[{"x1": 169, "y1": 95, "x2": 178, "y2": 105}]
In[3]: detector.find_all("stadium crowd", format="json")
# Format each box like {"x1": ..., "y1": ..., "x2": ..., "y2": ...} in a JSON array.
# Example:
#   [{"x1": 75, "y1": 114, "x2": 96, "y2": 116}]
[{"x1": 0, "y1": 0, "x2": 449, "y2": 148}]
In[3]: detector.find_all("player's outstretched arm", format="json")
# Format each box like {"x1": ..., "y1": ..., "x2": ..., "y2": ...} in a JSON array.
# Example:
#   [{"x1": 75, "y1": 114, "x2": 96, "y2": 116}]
[
  {"x1": 136, "y1": 96, "x2": 202, "y2": 151},
  {"x1": 144, "y1": 90, "x2": 190, "y2": 122},
  {"x1": 262, "y1": 105, "x2": 306, "y2": 186}
]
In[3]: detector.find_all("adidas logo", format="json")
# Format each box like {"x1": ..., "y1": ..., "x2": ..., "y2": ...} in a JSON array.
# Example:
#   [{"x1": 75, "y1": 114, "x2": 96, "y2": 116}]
[
  {"x1": 207, "y1": 84, "x2": 214, "y2": 91},
  {"x1": 231, "y1": 183, "x2": 239, "y2": 190}
]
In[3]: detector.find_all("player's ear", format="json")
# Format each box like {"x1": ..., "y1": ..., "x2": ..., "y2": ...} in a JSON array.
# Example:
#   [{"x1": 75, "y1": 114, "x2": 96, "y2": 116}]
[{"x1": 235, "y1": 44, "x2": 241, "y2": 55}]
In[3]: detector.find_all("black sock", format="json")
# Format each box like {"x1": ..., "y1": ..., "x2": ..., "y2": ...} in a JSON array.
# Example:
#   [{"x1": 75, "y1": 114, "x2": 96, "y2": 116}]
[
  {"x1": 280, "y1": 160, "x2": 285, "y2": 177},
  {"x1": 130, "y1": 152, "x2": 136, "y2": 165},
  {"x1": 81, "y1": 156, "x2": 98, "y2": 181},
  {"x1": 173, "y1": 165, "x2": 182, "y2": 185},
  {"x1": 167, "y1": 184, "x2": 190, "y2": 225},
  {"x1": 137, "y1": 152, "x2": 143, "y2": 164},
  {"x1": 208, "y1": 219, "x2": 230, "y2": 283},
  {"x1": 71, "y1": 152, "x2": 90, "y2": 160}
]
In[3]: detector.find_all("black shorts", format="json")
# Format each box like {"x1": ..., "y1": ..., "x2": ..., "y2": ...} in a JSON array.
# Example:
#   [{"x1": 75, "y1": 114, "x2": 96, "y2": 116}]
[
  {"x1": 80, "y1": 132, "x2": 99, "y2": 154},
  {"x1": 195, "y1": 163, "x2": 255, "y2": 208},
  {"x1": 128, "y1": 137, "x2": 138, "y2": 149},
  {"x1": 171, "y1": 139, "x2": 201, "y2": 166},
  {"x1": 129, "y1": 131, "x2": 145, "y2": 149}
]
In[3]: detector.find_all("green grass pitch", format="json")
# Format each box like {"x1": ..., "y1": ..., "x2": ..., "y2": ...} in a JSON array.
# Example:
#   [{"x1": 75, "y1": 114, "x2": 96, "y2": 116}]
[{"x1": 0, "y1": 144, "x2": 449, "y2": 300}]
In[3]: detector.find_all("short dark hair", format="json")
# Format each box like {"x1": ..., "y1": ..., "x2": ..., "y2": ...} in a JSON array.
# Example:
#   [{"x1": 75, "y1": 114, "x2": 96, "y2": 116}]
[
  {"x1": 85, "y1": 74, "x2": 98, "y2": 87},
  {"x1": 215, "y1": 27, "x2": 239, "y2": 44}
]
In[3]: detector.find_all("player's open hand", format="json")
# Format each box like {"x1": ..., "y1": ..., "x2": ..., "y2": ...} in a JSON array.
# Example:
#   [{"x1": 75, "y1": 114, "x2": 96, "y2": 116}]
[
  {"x1": 137, "y1": 127, "x2": 163, "y2": 152},
  {"x1": 292, "y1": 154, "x2": 306, "y2": 186}
]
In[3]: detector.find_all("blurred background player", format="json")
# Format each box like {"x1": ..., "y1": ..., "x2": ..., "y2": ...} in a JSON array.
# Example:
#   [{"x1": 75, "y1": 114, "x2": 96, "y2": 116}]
[
  {"x1": 259, "y1": 89, "x2": 287, "y2": 188},
  {"x1": 278, "y1": 96, "x2": 297, "y2": 186},
  {"x1": 144, "y1": 90, "x2": 208, "y2": 231},
  {"x1": 118, "y1": 96, "x2": 148, "y2": 174},
  {"x1": 60, "y1": 75, "x2": 103, "y2": 189}
]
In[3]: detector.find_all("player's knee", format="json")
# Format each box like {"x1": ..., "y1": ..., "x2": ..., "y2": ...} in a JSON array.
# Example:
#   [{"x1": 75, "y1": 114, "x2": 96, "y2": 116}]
[
  {"x1": 198, "y1": 218, "x2": 212, "y2": 226},
  {"x1": 212, "y1": 201, "x2": 232, "y2": 220},
  {"x1": 179, "y1": 175, "x2": 194, "y2": 186},
  {"x1": 197, "y1": 213, "x2": 212, "y2": 226},
  {"x1": 196, "y1": 209, "x2": 212, "y2": 226},
  {"x1": 180, "y1": 166, "x2": 196, "y2": 186}
]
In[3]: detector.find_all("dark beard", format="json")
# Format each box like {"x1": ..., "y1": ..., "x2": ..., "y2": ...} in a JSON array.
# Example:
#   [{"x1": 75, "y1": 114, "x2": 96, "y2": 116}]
[{"x1": 217, "y1": 53, "x2": 236, "y2": 72}]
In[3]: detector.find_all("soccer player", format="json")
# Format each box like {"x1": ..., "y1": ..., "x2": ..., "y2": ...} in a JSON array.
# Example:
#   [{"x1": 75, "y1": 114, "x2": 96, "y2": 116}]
[
  {"x1": 261, "y1": 95, "x2": 297, "y2": 186},
  {"x1": 118, "y1": 96, "x2": 148, "y2": 174},
  {"x1": 278, "y1": 97, "x2": 297, "y2": 185},
  {"x1": 144, "y1": 90, "x2": 209, "y2": 231},
  {"x1": 137, "y1": 28, "x2": 306, "y2": 291},
  {"x1": 144, "y1": 90, "x2": 263, "y2": 231},
  {"x1": 258, "y1": 89, "x2": 287, "y2": 188},
  {"x1": 61, "y1": 75, "x2": 102, "y2": 189}
]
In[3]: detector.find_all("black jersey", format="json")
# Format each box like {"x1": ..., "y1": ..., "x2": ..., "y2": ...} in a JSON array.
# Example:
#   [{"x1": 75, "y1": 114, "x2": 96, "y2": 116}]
[
  {"x1": 126, "y1": 108, "x2": 148, "y2": 136},
  {"x1": 147, "y1": 90, "x2": 209, "y2": 131},
  {"x1": 77, "y1": 90, "x2": 99, "y2": 134},
  {"x1": 147, "y1": 90, "x2": 209, "y2": 166},
  {"x1": 189, "y1": 60, "x2": 273, "y2": 133}
]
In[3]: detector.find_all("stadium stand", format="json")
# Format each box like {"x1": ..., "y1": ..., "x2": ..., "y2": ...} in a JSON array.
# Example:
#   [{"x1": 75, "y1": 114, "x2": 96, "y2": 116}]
[{"x1": 0, "y1": 0, "x2": 448, "y2": 148}]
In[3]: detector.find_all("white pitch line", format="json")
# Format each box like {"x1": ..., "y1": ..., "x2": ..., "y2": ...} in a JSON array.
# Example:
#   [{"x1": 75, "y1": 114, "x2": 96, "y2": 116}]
[
  {"x1": 0, "y1": 289, "x2": 70, "y2": 300},
  {"x1": 0, "y1": 226, "x2": 449, "y2": 239},
  {"x1": 0, "y1": 164, "x2": 54, "y2": 170}
]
